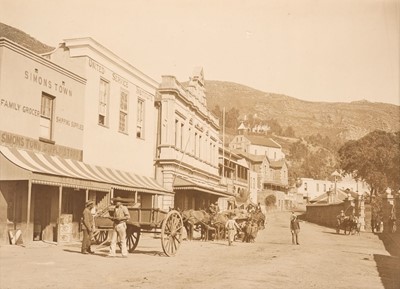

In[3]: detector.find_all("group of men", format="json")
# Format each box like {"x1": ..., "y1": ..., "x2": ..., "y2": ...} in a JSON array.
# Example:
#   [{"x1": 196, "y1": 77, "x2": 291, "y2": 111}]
[{"x1": 81, "y1": 198, "x2": 130, "y2": 257}]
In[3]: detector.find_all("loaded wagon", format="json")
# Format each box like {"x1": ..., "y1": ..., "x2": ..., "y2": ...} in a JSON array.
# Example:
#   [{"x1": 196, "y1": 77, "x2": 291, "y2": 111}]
[{"x1": 93, "y1": 197, "x2": 183, "y2": 256}]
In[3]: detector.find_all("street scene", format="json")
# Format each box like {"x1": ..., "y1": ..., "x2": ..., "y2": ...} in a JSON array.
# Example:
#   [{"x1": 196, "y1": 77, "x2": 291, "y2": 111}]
[
  {"x1": 0, "y1": 1, "x2": 399, "y2": 289},
  {"x1": 1, "y1": 210, "x2": 399, "y2": 289}
]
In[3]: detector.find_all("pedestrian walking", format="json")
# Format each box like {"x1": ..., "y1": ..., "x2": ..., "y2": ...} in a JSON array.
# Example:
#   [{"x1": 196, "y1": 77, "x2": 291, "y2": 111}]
[
  {"x1": 225, "y1": 213, "x2": 241, "y2": 246},
  {"x1": 81, "y1": 200, "x2": 95, "y2": 254},
  {"x1": 109, "y1": 198, "x2": 130, "y2": 257},
  {"x1": 290, "y1": 213, "x2": 300, "y2": 245}
]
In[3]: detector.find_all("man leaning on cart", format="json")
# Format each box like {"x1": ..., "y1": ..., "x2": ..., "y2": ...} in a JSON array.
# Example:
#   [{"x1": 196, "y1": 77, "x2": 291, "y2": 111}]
[{"x1": 108, "y1": 198, "x2": 131, "y2": 258}]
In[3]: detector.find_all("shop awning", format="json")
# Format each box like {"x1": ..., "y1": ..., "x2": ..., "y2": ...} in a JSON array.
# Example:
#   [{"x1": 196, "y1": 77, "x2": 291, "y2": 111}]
[
  {"x1": 0, "y1": 145, "x2": 170, "y2": 194},
  {"x1": 173, "y1": 176, "x2": 232, "y2": 197}
]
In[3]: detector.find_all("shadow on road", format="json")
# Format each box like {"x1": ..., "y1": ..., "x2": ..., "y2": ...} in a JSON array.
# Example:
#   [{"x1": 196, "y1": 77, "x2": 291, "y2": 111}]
[
  {"x1": 377, "y1": 233, "x2": 400, "y2": 257},
  {"x1": 63, "y1": 248, "x2": 166, "y2": 257},
  {"x1": 373, "y1": 233, "x2": 400, "y2": 289},
  {"x1": 373, "y1": 254, "x2": 400, "y2": 289}
]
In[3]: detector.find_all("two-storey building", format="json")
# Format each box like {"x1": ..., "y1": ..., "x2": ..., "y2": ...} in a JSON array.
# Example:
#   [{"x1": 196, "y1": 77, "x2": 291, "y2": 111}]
[
  {"x1": 0, "y1": 37, "x2": 169, "y2": 245},
  {"x1": 155, "y1": 68, "x2": 230, "y2": 211}
]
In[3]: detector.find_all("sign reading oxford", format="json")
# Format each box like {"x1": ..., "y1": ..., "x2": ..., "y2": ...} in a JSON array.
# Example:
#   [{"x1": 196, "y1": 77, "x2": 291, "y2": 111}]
[{"x1": 0, "y1": 131, "x2": 82, "y2": 160}]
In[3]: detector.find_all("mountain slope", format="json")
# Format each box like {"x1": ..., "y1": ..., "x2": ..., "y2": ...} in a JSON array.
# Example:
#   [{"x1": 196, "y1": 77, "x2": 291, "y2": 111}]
[
  {"x1": 0, "y1": 23, "x2": 54, "y2": 53},
  {"x1": 204, "y1": 80, "x2": 399, "y2": 140}
]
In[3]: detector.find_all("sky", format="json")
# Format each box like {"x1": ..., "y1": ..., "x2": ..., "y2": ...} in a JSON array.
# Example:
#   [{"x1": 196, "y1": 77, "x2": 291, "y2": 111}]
[{"x1": 0, "y1": 0, "x2": 399, "y2": 105}]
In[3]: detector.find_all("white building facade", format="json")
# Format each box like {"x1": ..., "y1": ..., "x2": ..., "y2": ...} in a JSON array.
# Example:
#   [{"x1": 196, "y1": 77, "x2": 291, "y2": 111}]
[
  {"x1": 156, "y1": 68, "x2": 230, "y2": 210},
  {"x1": 0, "y1": 37, "x2": 169, "y2": 245}
]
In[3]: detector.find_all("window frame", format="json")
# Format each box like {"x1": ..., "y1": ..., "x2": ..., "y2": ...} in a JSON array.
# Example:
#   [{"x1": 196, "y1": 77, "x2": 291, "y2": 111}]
[
  {"x1": 118, "y1": 89, "x2": 129, "y2": 134},
  {"x1": 136, "y1": 97, "x2": 145, "y2": 139},
  {"x1": 98, "y1": 78, "x2": 110, "y2": 127},
  {"x1": 39, "y1": 92, "x2": 55, "y2": 143}
]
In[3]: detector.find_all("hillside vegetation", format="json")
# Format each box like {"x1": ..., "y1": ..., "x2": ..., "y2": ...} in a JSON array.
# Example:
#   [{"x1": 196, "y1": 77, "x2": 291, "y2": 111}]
[{"x1": 205, "y1": 80, "x2": 399, "y2": 141}]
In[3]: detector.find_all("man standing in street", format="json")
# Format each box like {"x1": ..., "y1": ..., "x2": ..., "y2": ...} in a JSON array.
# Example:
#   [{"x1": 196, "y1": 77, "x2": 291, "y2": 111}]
[
  {"x1": 225, "y1": 213, "x2": 241, "y2": 246},
  {"x1": 109, "y1": 198, "x2": 130, "y2": 257},
  {"x1": 290, "y1": 213, "x2": 300, "y2": 245},
  {"x1": 81, "y1": 200, "x2": 95, "y2": 254}
]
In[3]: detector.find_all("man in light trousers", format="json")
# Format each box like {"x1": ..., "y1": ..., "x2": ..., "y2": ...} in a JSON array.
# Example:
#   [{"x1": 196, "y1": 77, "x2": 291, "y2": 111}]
[{"x1": 109, "y1": 199, "x2": 130, "y2": 257}]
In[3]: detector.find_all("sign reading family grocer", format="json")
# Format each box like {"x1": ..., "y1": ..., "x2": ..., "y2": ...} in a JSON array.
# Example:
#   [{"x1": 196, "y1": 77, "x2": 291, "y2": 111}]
[{"x1": 0, "y1": 98, "x2": 84, "y2": 130}]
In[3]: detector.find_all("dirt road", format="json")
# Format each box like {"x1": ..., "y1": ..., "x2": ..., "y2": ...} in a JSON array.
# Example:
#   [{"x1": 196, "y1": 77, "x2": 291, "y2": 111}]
[{"x1": 0, "y1": 210, "x2": 399, "y2": 289}]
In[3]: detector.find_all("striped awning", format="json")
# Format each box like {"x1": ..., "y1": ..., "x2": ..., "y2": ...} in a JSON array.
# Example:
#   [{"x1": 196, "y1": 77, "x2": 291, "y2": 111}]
[{"x1": 0, "y1": 145, "x2": 170, "y2": 194}]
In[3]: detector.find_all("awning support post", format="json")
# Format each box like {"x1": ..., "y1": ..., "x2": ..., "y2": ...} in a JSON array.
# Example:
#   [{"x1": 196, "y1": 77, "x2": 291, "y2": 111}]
[
  {"x1": 27, "y1": 179, "x2": 32, "y2": 225},
  {"x1": 57, "y1": 186, "x2": 62, "y2": 245}
]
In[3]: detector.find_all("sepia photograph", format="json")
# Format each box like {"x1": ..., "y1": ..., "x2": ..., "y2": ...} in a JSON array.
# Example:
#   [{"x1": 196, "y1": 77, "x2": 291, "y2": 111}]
[{"x1": 0, "y1": 1, "x2": 399, "y2": 288}]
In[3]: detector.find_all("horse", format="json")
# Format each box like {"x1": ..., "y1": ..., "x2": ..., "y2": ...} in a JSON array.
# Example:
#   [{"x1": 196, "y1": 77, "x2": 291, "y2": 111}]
[
  {"x1": 336, "y1": 216, "x2": 355, "y2": 235},
  {"x1": 181, "y1": 209, "x2": 212, "y2": 241},
  {"x1": 210, "y1": 212, "x2": 230, "y2": 240},
  {"x1": 249, "y1": 210, "x2": 266, "y2": 230},
  {"x1": 242, "y1": 220, "x2": 259, "y2": 243}
]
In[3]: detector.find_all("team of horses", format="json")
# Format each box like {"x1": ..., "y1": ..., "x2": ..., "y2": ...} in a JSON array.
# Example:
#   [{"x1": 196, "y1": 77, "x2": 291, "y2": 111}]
[
  {"x1": 181, "y1": 208, "x2": 266, "y2": 242},
  {"x1": 336, "y1": 215, "x2": 361, "y2": 235}
]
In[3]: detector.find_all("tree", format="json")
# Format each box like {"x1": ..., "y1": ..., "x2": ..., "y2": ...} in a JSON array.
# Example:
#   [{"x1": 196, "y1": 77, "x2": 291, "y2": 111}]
[
  {"x1": 338, "y1": 130, "x2": 400, "y2": 199},
  {"x1": 264, "y1": 194, "x2": 277, "y2": 207},
  {"x1": 283, "y1": 126, "x2": 296, "y2": 137},
  {"x1": 225, "y1": 107, "x2": 240, "y2": 130},
  {"x1": 211, "y1": 105, "x2": 223, "y2": 127},
  {"x1": 266, "y1": 119, "x2": 282, "y2": 135}
]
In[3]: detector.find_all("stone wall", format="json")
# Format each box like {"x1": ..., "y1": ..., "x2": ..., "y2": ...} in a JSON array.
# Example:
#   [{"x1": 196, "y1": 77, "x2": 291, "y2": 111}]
[{"x1": 306, "y1": 203, "x2": 346, "y2": 228}]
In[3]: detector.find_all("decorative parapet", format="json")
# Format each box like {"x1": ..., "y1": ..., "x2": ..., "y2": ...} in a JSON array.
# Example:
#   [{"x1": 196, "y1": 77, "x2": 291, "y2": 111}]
[{"x1": 159, "y1": 75, "x2": 219, "y2": 129}]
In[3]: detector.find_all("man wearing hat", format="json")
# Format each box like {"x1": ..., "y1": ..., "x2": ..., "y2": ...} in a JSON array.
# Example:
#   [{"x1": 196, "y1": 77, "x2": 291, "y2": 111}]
[
  {"x1": 81, "y1": 200, "x2": 95, "y2": 254},
  {"x1": 290, "y1": 213, "x2": 300, "y2": 245},
  {"x1": 109, "y1": 198, "x2": 130, "y2": 257},
  {"x1": 337, "y1": 209, "x2": 346, "y2": 227}
]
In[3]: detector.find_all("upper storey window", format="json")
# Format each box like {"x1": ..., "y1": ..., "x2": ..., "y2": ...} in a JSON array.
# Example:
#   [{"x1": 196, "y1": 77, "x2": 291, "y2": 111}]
[
  {"x1": 40, "y1": 93, "x2": 54, "y2": 141},
  {"x1": 98, "y1": 78, "x2": 109, "y2": 126},
  {"x1": 119, "y1": 90, "x2": 129, "y2": 133},
  {"x1": 136, "y1": 98, "x2": 145, "y2": 138}
]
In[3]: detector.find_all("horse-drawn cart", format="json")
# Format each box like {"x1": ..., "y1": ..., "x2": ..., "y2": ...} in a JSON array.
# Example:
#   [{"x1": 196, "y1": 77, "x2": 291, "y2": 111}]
[{"x1": 93, "y1": 198, "x2": 183, "y2": 256}]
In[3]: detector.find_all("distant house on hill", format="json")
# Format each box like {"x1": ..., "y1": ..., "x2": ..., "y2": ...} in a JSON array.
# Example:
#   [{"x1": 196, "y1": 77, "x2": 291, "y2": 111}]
[{"x1": 229, "y1": 134, "x2": 285, "y2": 160}]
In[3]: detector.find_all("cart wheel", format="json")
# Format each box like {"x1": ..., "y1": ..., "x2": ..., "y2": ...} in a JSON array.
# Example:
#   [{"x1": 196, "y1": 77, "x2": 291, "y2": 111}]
[
  {"x1": 161, "y1": 210, "x2": 183, "y2": 257},
  {"x1": 93, "y1": 230, "x2": 109, "y2": 244},
  {"x1": 126, "y1": 226, "x2": 140, "y2": 253}
]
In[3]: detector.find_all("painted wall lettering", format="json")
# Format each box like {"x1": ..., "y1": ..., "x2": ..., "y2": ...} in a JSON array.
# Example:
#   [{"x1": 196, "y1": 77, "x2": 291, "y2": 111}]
[
  {"x1": 1, "y1": 98, "x2": 83, "y2": 130},
  {"x1": 24, "y1": 70, "x2": 73, "y2": 96},
  {"x1": 112, "y1": 72, "x2": 128, "y2": 88},
  {"x1": 88, "y1": 58, "x2": 105, "y2": 74},
  {"x1": 0, "y1": 131, "x2": 83, "y2": 160}
]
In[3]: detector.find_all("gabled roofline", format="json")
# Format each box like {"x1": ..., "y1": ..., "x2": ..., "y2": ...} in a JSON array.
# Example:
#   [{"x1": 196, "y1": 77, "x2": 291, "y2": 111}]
[
  {"x1": 0, "y1": 37, "x2": 86, "y2": 84},
  {"x1": 57, "y1": 37, "x2": 159, "y2": 89}
]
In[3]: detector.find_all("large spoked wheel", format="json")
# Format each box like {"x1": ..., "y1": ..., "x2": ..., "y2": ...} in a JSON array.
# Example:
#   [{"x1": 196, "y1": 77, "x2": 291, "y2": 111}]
[
  {"x1": 161, "y1": 210, "x2": 183, "y2": 257},
  {"x1": 93, "y1": 229, "x2": 109, "y2": 244},
  {"x1": 126, "y1": 225, "x2": 141, "y2": 253}
]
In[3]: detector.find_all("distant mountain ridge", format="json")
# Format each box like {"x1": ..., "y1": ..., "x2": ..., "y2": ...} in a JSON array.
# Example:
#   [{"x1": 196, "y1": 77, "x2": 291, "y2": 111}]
[{"x1": 204, "y1": 80, "x2": 399, "y2": 140}]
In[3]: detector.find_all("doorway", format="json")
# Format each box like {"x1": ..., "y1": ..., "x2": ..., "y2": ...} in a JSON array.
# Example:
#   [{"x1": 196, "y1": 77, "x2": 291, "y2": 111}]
[{"x1": 32, "y1": 186, "x2": 58, "y2": 242}]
